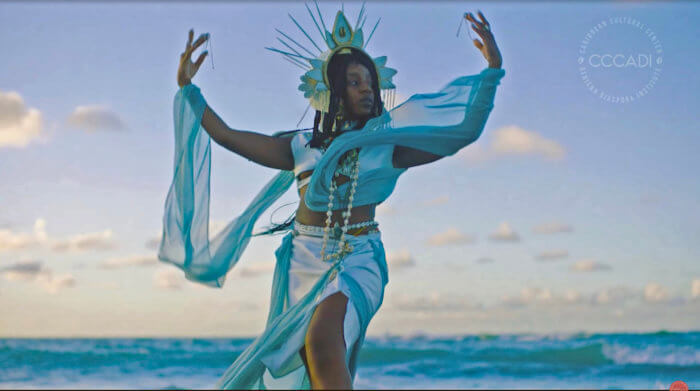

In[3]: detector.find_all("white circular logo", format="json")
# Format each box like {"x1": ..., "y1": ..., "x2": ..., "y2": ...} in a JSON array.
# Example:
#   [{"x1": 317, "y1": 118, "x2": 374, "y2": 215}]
[{"x1": 578, "y1": 16, "x2": 663, "y2": 104}]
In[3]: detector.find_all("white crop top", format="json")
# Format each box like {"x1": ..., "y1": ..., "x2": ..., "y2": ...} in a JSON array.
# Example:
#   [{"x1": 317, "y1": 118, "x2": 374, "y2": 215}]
[{"x1": 290, "y1": 131, "x2": 396, "y2": 190}]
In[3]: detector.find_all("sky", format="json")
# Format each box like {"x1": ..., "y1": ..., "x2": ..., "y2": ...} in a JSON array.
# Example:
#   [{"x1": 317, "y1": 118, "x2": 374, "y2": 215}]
[{"x1": 1, "y1": 0, "x2": 699, "y2": 338}]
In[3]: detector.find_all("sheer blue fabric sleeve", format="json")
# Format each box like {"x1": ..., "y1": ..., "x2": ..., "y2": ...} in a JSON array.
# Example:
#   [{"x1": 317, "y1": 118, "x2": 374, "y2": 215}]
[
  {"x1": 303, "y1": 66, "x2": 506, "y2": 211},
  {"x1": 385, "y1": 66, "x2": 505, "y2": 155},
  {"x1": 157, "y1": 84, "x2": 295, "y2": 287}
]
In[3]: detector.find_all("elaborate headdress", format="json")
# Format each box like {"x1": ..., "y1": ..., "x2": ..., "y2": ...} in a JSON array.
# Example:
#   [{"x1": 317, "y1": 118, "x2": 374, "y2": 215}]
[{"x1": 265, "y1": 2, "x2": 398, "y2": 142}]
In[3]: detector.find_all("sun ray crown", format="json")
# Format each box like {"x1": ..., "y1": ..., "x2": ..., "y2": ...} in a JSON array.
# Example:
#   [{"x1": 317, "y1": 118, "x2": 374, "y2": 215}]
[{"x1": 266, "y1": 2, "x2": 398, "y2": 113}]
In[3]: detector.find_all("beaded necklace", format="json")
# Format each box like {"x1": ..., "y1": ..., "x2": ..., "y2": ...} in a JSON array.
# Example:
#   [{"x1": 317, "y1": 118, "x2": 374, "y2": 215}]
[{"x1": 318, "y1": 122, "x2": 363, "y2": 263}]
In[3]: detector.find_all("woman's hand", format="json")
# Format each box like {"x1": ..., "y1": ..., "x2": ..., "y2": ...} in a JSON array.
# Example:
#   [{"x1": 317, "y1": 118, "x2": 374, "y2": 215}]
[
  {"x1": 178, "y1": 29, "x2": 209, "y2": 88},
  {"x1": 465, "y1": 11, "x2": 502, "y2": 69}
]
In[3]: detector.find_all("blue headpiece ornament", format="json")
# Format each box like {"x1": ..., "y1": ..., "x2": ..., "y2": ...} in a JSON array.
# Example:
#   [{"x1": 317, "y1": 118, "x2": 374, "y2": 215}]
[{"x1": 265, "y1": 2, "x2": 399, "y2": 134}]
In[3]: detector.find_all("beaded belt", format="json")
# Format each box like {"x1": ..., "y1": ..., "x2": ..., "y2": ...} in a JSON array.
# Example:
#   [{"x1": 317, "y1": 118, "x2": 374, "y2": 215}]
[{"x1": 293, "y1": 219, "x2": 379, "y2": 239}]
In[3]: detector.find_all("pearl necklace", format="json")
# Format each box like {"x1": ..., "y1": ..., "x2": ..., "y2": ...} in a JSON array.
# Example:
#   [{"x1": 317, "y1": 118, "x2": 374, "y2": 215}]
[
  {"x1": 318, "y1": 117, "x2": 380, "y2": 264},
  {"x1": 319, "y1": 147, "x2": 360, "y2": 263}
]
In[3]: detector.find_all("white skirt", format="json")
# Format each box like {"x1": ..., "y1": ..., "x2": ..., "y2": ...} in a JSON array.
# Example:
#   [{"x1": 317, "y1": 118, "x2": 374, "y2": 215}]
[{"x1": 261, "y1": 222, "x2": 385, "y2": 388}]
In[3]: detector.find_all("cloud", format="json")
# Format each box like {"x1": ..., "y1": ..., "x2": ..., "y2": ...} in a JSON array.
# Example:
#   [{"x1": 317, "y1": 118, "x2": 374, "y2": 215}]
[
  {"x1": 375, "y1": 203, "x2": 396, "y2": 217},
  {"x1": 570, "y1": 259, "x2": 612, "y2": 272},
  {"x1": 459, "y1": 125, "x2": 566, "y2": 162},
  {"x1": 535, "y1": 250, "x2": 569, "y2": 261},
  {"x1": 0, "y1": 90, "x2": 44, "y2": 148},
  {"x1": 1, "y1": 260, "x2": 47, "y2": 281},
  {"x1": 475, "y1": 256, "x2": 494, "y2": 264},
  {"x1": 0, "y1": 218, "x2": 46, "y2": 251},
  {"x1": 532, "y1": 222, "x2": 573, "y2": 234},
  {"x1": 153, "y1": 268, "x2": 213, "y2": 291},
  {"x1": 146, "y1": 220, "x2": 227, "y2": 250},
  {"x1": 692, "y1": 278, "x2": 700, "y2": 299},
  {"x1": 51, "y1": 230, "x2": 115, "y2": 252},
  {"x1": 491, "y1": 126, "x2": 566, "y2": 159},
  {"x1": 498, "y1": 283, "x2": 692, "y2": 310},
  {"x1": 153, "y1": 268, "x2": 185, "y2": 290},
  {"x1": 36, "y1": 272, "x2": 76, "y2": 294},
  {"x1": 643, "y1": 282, "x2": 669, "y2": 303},
  {"x1": 563, "y1": 289, "x2": 583, "y2": 304},
  {"x1": 488, "y1": 222, "x2": 520, "y2": 242},
  {"x1": 237, "y1": 262, "x2": 275, "y2": 278},
  {"x1": 34, "y1": 219, "x2": 48, "y2": 240},
  {"x1": 100, "y1": 254, "x2": 158, "y2": 269},
  {"x1": 520, "y1": 286, "x2": 555, "y2": 302},
  {"x1": 501, "y1": 287, "x2": 592, "y2": 308},
  {"x1": 593, "y1": 285, "x2": 636, "y2": 305},
  {"x1": 390, "y1": 291, "x2": 482, "y2": 313},
  {"x1": 1, "y1": 260, "x2": 75, "y2": 294},
  {"x1": 65, "y1": 105, "x2": 126, "y2": 132},
  {"x1": 501, "y1": 286, "x2": 555, "y2": 308},
  {"x1": 1, "y1": 218, "x2": 115, "y2": 253},
  {"x1": 145, "y1": 237, "x2": 160, "y2": 251},
  {"x1": 594, "y1": 284, "x2": 683, "y2": 306},
  {"x1": 386, "y1": 249, "x2": 416, "y2": 270},
  {"x1": 421, "y1": 195, "x2": 449, "y2": 207},
  {"x1": 426, "y1": 227, "x2": 475, "y2": 246}
]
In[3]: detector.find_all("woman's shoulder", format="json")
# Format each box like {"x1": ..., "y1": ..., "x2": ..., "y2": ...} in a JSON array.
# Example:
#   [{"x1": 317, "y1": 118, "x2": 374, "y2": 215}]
[{"x1": 291, "y1": 131, "x2": 320, "y2": 176}]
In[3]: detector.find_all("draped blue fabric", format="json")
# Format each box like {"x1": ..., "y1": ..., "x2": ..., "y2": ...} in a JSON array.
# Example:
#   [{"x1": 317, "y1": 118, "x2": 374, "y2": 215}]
[
  {"x1": 157, "y1": 66, "x2": 505, "y2": 388},
  {"x1": 305, "y1": 67, "x2": 506, "y2": 211}
]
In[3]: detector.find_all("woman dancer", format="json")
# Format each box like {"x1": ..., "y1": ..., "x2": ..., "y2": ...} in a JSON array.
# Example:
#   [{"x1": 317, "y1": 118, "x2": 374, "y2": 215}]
[{"x1": 161, "y1": 6, "x2": 503, "y2": 389}]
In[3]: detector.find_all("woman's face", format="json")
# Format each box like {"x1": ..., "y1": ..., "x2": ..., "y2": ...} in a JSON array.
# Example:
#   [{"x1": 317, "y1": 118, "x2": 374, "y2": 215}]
[{"x1": 342, "y1": 62, "x2": 374, "y2": 121}]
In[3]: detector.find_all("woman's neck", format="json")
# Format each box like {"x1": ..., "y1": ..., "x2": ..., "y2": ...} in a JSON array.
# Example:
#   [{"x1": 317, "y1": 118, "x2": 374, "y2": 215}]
[
  {"x1": 342, "y1": 119, "x2": 368, "y2": 132},
  {"x1": 318, "y1": 117, "x2": 368, "y2": 151}
]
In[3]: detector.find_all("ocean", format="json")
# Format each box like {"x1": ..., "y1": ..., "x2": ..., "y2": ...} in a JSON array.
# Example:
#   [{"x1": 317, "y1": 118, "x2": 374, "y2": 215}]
[{"x1": 1, "y1": 331, "x2": 697, "y2": 389}]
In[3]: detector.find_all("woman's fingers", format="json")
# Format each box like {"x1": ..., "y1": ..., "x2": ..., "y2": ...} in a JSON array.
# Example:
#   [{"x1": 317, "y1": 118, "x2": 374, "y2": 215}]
[
  {"x1": 477, "y1": 10, "x2": 490, "y2": 28},
  {"x1": 184, "y1": 30, "x2": 208, "y2": 59},
  {"x1": 194, "y1": 51, "x2": 208, "y2": 71},
  {"x1": 191, "y1": 33, "x2": 209, "y2": 53},
  {"x1": 464, "y1": 13, "x2": 475, "y2": 26},
  {"x1": 470, "y1": 21, "x2": 489, "y2": 41},
  {"x1": 465, "y1": 11, "x2": 494, "y2": 46},
  {"x1": 463, "y1": 10, "x2": 501, "y2": 67},
  {"x1": 465, "y1": 12, "x2": 484, "y2": 30},
  {"x1": 186, "y1": 29, "x2": 193, "y2": 51},
  {"x1": 466, "y1": 11, "x2": 492, "y2": 37},
  {"x1": 463, "y1": 10, "x2": 502, "y2": 68}
]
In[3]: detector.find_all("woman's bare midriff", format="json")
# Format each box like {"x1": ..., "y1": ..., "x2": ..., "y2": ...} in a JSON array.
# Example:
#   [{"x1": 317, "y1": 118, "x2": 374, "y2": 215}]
[{"x1": 295, "y1": 170, "x2": 376, "y2": 233}]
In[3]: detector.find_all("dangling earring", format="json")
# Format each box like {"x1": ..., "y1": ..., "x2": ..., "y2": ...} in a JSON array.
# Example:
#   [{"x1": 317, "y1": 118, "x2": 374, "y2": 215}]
[
  {"x1": 337, "y1": 100, "x2": 345, "y2": 121},
  {"x1": 334, "y1": 99, "x2": 346, "y2": 134}
]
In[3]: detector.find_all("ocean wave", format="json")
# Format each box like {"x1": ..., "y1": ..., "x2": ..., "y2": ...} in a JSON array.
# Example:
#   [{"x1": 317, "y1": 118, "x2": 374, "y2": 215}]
[
  {"x1": 603, "y1": 342, "x2": 700, "y2": 366},
  {"x1": 361, "y1": 332, "x2": 700, "y2": 369},
  {"x1": 2, "y1": 332, "x2": 698, "y2": 384}
]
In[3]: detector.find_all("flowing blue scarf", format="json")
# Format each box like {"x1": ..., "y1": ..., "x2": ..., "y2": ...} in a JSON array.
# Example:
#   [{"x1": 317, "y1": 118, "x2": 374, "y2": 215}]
[{"x1": 158, "y1": 66, "x2": 505, "y2": 288}]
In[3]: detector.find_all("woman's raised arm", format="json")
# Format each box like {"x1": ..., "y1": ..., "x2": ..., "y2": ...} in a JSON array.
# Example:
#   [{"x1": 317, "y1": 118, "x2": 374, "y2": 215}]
[
  {"x1": 201, "y1": 104, "x2": 295, "y2": 171},
  {"x1": 178, "y1": 29, "x2": 294, "y2": 171},
  {"x1": 392, "y1": 10, "x2": 502, "y2": 169}
]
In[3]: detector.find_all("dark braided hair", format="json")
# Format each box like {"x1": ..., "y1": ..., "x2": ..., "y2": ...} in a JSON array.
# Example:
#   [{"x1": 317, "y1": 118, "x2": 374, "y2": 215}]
[{"x1": 253, "y1": 48, "x2": 384, "y2": 237}]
